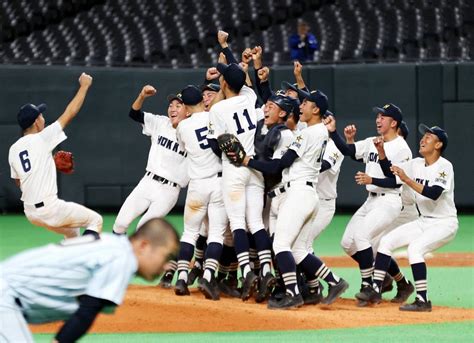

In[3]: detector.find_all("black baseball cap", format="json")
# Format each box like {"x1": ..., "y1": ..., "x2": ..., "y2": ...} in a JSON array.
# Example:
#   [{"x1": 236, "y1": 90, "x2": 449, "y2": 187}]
[
  {"x1": 200, "y1": 83, "x2": 220, "y2": 93},
  {"x1": 216, "y1": 63, "x2": 246, "y2": 92},
  {"x1": 373, "y1": 103, "x2": 403, "y2": 123},
  {"x1": 281, "y1": 81, "x2": 299, "y2": 93},
  {"x1": 167, "y1": 93, "x2": 183, "y2": 103},
  {"x1": 399, "y1": 120, "x2": 409, "y2": 139},
  {"x1": 418, "y1": 123, "x2": 448, "y2": 151},
  {"x1": 296, "y1": 89, "x2": 328, "y2": 115},
  {"x1": 267, "y1": 94, "x2": 294, "y2": 115},
  {"x1": 180, "y1": 85, "x2": 203, "y2": 106},
  {"x1": 17, "y1": 103, "x2": 46, "y2": 130}
]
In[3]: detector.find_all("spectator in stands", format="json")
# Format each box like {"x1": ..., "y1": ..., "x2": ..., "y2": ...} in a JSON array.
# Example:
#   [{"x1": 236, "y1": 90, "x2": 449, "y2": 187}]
[{"x1": 289, "y1": 20, "x2": 319, "y2": 62}]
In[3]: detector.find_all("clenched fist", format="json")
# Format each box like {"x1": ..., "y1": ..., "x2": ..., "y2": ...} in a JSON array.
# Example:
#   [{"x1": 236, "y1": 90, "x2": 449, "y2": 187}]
[{"x1": 79, "y1": 72, "x2": 93, "y2": 87}]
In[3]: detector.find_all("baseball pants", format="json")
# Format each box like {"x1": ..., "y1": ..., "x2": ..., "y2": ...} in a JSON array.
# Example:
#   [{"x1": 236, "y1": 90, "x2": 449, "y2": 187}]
[
  {"x1": 378, "y1": 216, "x2": 458, "y2": 264},
  {"x1": 221, "y1": 164, "x2": 265, "y2": 234},
  {"x1": 113, "y1": 174, "x2": 180, "y2": 234},
  {"x1": 341, "y1": 193, "x2": 402, "y2": 256},
  {"x1": 306, "y1": 197, "x2": 336, "y2": 253},
  {"x1": 181, "y1": 175, "x2": 228, "y2": 246},
  {"x1": 24, "y1": 196, "x2": 102, "y2": 239}
]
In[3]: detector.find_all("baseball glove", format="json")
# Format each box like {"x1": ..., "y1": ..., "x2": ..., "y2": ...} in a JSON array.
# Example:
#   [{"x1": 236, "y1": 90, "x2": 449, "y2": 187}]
[
  {"x1": 53, "y1": 150, "x2": 74, "y2": 174},
  {"x1": 217, "y1": 133, "x2": 246, "y2": 166}
]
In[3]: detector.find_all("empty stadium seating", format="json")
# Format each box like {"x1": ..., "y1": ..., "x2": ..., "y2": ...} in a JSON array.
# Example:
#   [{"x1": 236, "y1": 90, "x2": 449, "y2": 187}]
[{"x1": 1, "y1": 0, "x2": 472, "y2": 68}]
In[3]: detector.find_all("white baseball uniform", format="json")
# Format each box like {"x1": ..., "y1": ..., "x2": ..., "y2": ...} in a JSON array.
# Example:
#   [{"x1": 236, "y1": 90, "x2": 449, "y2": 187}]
[
  {"x1": 273, "y1": 123, "x2": 328, "y2": 264},
  {"x1": 8, "y1": 121, "x2": 102, "y2": 238},
  {"x1": 341, "y1": 135, "x2": 412, "y2": 256},
  {"x1": 0, "y1": 234, "x2": 137, "y2": 342},
  {"x1": 207, "y1": 86, "x2": 264, "y2": 233},
  {"x1": 308, "y1": 139, "x2": 344, "y2": 252},
  {"x1": 176, "y1": 111, "x2": 227, "y2": 246},
  {"x1": 114, "y1": 112, "x2": 189, "y2": 233},
  {"x1": 378, "y1": 157, "x2": 458, "y2": 264}
]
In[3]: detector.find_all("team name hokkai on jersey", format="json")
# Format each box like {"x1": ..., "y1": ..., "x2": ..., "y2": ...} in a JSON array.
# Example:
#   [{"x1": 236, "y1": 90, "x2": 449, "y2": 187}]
[
  {"x1": 157, "y1": 135, "x2": 187, "y2": 157},
  {"x1": 416, "y1": 171, "x2": 448, "y2": 187}
]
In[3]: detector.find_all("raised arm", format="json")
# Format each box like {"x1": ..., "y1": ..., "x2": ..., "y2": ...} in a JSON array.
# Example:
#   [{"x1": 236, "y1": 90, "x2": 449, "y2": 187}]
[
  {"x1": 323, "y1": 116, "x2": 356, "y2": 158},
  {"x1": 218, "y1": 30, "x2": 238, "y2": 64},
  {"x1": 57, "y1": 73, "x2": 93, "y2": 129},
  {"x1": 128, "y1": 85, "x2": 157, "y2": 124},
  {"x1": 293, "y1": 61, "x2": 307, "y2": 90}
]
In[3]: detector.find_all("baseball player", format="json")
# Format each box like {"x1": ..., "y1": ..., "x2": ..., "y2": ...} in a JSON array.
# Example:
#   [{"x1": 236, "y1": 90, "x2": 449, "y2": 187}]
[
  {"x1": 207, "y1": 60, "x2": 274, "y2": 301},
  {"x1": 357, "y1": 124, "x2": 457, "y2": 312},
  {"x1": 0, "y1": 218, "x2": 179, "y2": 343},
  {"x1": 174, "y1": 85, "x2": 227, "y2": 300},
  {"x1": 237, "y1": 89, "x2": 348, "y2": 309},
  {"x1": 8, "y1": 72, "x2": 102, "y2": 239},
  {"x1": 344, "y1": 121, "x2": 417, "y2": 304},
  {"x1": 323, "y1": 104, "x2": 412, "y2": 300}
]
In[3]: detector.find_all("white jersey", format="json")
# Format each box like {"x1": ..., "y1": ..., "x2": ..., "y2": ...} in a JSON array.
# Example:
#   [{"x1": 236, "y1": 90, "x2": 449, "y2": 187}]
[
  {"x1": 396, "y1": 157, "x2": 457, "y2": 218},
  {"x1": 272, "y1": 129, "x2": 294, "y2": 159},
  {"x1": 355, "y1": 135, "x2": 412, "y2": 194},
  {"x1": 282, "y1": 122, "x2": 328, "y2": 184},
  {"x1": 176, "y1": 111, "x2": 222, "y2": 179},
  {"x1": 0, "y1": 234, "x2": 137, "y2": 324},
  {"x1": 8, "y1": 121, "x2": 66, "y2": 205},
  {"x1": 208, "y1": 86, "x2": 258, "y2": 163},
  {"x1": 142, "y1": 112, "x2": 189, "y2": 187},
  {"x1": 317, "y1": 139, "x2": 344, "y2": 200},
  {"x1": 400, "y1": 184, "x2": 416, "y2": 206}
]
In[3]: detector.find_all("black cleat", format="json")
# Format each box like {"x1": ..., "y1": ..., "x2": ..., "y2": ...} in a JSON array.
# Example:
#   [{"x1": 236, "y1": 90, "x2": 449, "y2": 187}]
[
  {"x1": 322, "y1": 278, "x2": 349, "y2": 305},
  {"x1": 355, "y1": 284, "x2": 381, "y2": 304},
  {"x1": 198, "y1": 277, "x2": 220, "y2": 300},
  {"x1": 381, "y1": 274, "x2": 394, "y2": 294},
  {"x1": 159, "y1": 271, "x2": 175, "y2": 289},
  {"x1": 240, "y1": 271, "x2": 259, "y2": 301},
  {"x1": 391, "y1": 280, "x2": 415, "y2": 303},
  {"x1": 268, "y1": 293, "x2": 304, "y2": 310},
  {"x1": 187, "y1": 265, "x2": 203, "y2": 286},
  {"x1": 255, "y1": 273, "x2": 277, "y2": 303},
  {"x1": 174, "y1": 279, "x2": 190, "y2": 296},
  {"x1": 399, "y1": 298, "x2": 432, "y2": 312},
  {"x1": 218, "y1": 275, "x2": 241, "y2": 298},
  {"x1": 302, "y1": 285, "x2": 324, "y2": 305}
]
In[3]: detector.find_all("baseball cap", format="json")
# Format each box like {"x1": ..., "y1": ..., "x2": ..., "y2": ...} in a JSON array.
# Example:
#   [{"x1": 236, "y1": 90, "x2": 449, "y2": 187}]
[
  {"x1": 373, "y1": 103, "x2": 403, "y2": 123},
  {"x1": 325, "y1": 110, "x2": 334, "y2": 118},
  {"x1": 296, "y1": 88, "x2": 328, "y2": 115},
  {"x1": 200, "y1": 83, "x2": 220, "y2": 93},
  {"x1": 418, "y1": 123, "x2": 448, "y2": 151},
  {"x1": 399, "y1": 120, "x2": 409, "y2": 139},
  {"x1": 216, "y1": 63, "x2": 246, "y2": 92},
  {"x1": 17, "y1": 103, "x2": 46, "y2": 130},
  {"x1": 167, "y1": 93, "x2": 183, "y2": 103},
  {"x1": 267, "y1": 94, "x2": 294, "y2": 115},
  {"x1": 281, "y1": 81, "x2": 299, "y2": 93},
  {"x1": 180, "y1": 85, "x2": 203, "y2": 106}
]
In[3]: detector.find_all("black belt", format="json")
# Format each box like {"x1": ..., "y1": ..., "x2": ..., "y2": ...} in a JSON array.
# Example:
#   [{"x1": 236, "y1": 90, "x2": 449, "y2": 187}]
[
  {"x1": 146, "y1": 172, "x2": 178, "y2": 187},
  {"x1": 287, "y1": 181, "x2": 314, "y2": 188},
  {"x1": 268, "y1": 186, "x2": 286, "y2": 199},
  {"x1": 217, "y1": 172, "x2": 222, "y2": 177},
  {"x1": 369, "y1": 192, "x2": 401, "y2": 197},
  {"x1": 35, "y1": 202, "x2": 44, "y2": 208}
]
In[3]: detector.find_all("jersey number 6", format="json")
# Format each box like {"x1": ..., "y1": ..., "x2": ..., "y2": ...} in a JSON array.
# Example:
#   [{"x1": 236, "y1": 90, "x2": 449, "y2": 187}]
[{"x1": 19, "y1": 150, "x2": 31, "y2": 172}]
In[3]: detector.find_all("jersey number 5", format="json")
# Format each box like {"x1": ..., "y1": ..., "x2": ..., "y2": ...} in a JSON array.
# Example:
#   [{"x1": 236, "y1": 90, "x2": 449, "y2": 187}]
[
  {"x1": 19, "y1": 150, "x2": 31, "y2": 172},
  {"x1": 194, "y1": 127, "x2": 210, "y2": 149},
  {"x1": 233, "y1": 109, "x2": 256, "y2": 134}
]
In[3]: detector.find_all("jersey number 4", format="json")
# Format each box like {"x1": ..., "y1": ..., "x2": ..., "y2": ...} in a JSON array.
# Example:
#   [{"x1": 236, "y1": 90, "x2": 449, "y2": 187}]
[
  {"x1": 233, "y1": 109, "x2": 256, "y2": 134},
  {"x1": 19, "y1": 150, "x2": 31, "y2": 172}
]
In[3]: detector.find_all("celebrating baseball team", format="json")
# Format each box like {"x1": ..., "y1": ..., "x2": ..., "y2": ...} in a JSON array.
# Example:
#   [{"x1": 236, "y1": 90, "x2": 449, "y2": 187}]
[{"x1": 1, "y1": 30, "x2": 459, "y2": 342}]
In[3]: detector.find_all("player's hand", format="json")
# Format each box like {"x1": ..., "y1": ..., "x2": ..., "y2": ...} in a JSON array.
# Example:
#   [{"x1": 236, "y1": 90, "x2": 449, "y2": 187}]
[
  {"x1": 218, "y1": 52, "x2": 227, "y2": 64},
  {"x1": 293, "y1": 60, "x2": 303, "y2": 77},
  {"x1": 323, "y1": 115, "x2": 336, "y2": 133},
  {"x1": 344, "y1": 125, "x2": 357, "y2": 143},
  {"x1": 140, "y1": 85, "x2": 157, "y2": 98},
  {"x1": 251, "y1": 46, "x2": 263, "y2": 60},
  {"x1": 206, "y1": 67, "x2": 220, "y2": 81},
  {"x1": 217, "y1": 30, "x2": 229, "y2": 48},
  {"x1": 241, "y1": 48, "x2": 252, "y2": 64},
  {"x1": 258, "y1": 67, "x2": 270, "y2": 82},
  {"x1": 79, "y1": 72, "x2": 93, "y2": 88},
  {"x1": 372, "y1": 136, "x2": 387, "y2": 160},
  {"x1": 390, "y1": 166, "x2": 409, "y2": 182},
  {"x1": 355, "y1": 171, "x2": 372, "y2": 185},
  {"x1": 239, "y1": 61, "x2": 249, "y2": 73}
]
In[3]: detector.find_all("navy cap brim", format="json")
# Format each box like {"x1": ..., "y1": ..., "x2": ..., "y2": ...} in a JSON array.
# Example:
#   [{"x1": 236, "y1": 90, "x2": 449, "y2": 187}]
[
  {"x1": 167, "y1": 94, "x2": 183, "y2": 103},
  {"x1": 216, "y1": 63, "x2": 228, "y2": 75},
  {"x1": 37, "y1": 103, "x2": 47, "y2": 113},
  {"x1": 281, "y1": 81, "x2": 298, "y2": 93},
  {"x1": 372, "y1": 106, "x2": 386, "y2": 115},
  {"x1": 201, "y1": 83, "x2": 220, "y2": 92},
  {"x1": 418, "y1": 123, "x2": 434, "y2": 136},
  {"x1": 296, "y1": 88, "x2": 312, "y2": 101}
]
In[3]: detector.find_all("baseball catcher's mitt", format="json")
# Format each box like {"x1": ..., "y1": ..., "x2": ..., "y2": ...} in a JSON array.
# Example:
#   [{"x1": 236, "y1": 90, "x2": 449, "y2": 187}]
[
  {"x1": 53, "y1": 150, "x2": 74, "y2": 174},
  {"x1": 217, "y1": 133, "x2": 246, "y2": 166}
]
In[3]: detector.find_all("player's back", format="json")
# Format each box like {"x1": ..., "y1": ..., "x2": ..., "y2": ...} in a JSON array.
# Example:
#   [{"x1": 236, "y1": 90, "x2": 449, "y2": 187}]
[
  {"x1": 8, "y1": 122, "x2": 66, "y2": 205},
  {"x1": 1, "y1": 234, "x2": 137, "y2": 323},
  {"x1": 208, "y1": 86, "x2": 258, "y2": 159},
  {"x1": 177, "y1": 111, "x2": 222, "y2": 179}
]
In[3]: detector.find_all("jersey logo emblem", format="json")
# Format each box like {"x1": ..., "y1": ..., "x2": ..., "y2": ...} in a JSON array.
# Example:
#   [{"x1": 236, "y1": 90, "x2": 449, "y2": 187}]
[
  {"x1": 383, "y1": 104, "x2": 390, "y2": 109},
  {"x1": 438, "y1": 171, "x2": 447, "y2": 178},
  {"x1": 295, "y1": 135, "x2": 303, "y2": 143}
]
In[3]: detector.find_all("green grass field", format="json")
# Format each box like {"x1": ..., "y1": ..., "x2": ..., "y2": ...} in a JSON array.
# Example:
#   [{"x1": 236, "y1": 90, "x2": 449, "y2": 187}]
[{"x1": 1, "y1": 213, "x2": 473, "y2": 342}]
